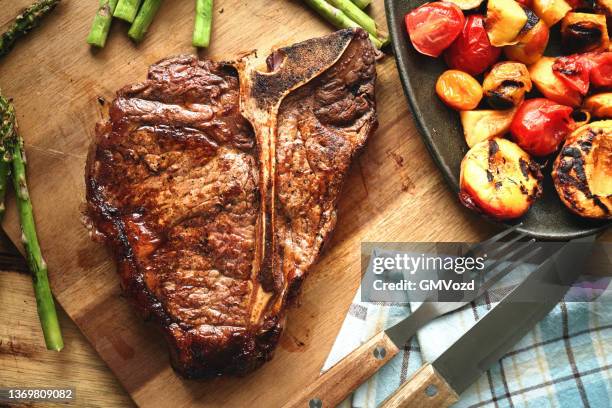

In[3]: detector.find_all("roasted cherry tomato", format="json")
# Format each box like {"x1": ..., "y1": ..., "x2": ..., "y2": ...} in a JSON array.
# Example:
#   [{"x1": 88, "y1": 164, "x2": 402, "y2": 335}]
[
  {"x1": 405, "y1": 2, "x2": 465, "y2": 57},
  {"x1": 444, "y1": 15, "x2": 501, "y2": 76},
  {"x1": 436, "y1": 70, "x2": 483, "y2": 110},
  {"x1": 510, "y1": 98, "x2": 575, "y2": 156},
  {"x1": 587, "y1": 52, "x2": 612, "y2": 89},
  {"x1": 552, "y1": 54, "x2": 591, "y2": 95}
]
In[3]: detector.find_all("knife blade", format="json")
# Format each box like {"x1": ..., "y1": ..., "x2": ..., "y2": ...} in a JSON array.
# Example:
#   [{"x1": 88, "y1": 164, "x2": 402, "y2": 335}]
[
  {"x1": 379, "y1": 237, "x2": 595, "y2": 408},
  {"x1": 284, "y1": 233, "x2": 544, "y2": 408}
]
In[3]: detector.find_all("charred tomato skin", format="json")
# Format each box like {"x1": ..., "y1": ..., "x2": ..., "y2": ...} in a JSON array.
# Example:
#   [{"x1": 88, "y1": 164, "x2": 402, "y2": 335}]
[
  {"x1": 444, "y1": 15, "x2": 502, "y2": 76},
  {"x1": 459, "y1": 138, "x2": 543, "y2": 220},
  {"x1": 552, "y1": 54, "x2": 591, "y2": 95},
  {"x1": 510, "y1": 98, "x2": 575, "y2": 157},
  {"x1": 405, "y1": 2, "x2": 466, "y2": 57}
]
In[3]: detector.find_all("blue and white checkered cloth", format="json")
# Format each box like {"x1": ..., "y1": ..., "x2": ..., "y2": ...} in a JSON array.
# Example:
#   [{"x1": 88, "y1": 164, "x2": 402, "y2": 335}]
[{"x1": 323, "y1": 277, "x2": 612, "y2": 407}]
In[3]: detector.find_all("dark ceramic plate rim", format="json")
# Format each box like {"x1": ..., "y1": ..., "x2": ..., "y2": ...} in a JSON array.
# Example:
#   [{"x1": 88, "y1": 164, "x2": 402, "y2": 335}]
[{"x1": 384, "y1": 0, "x2": 609, "y2": 240}]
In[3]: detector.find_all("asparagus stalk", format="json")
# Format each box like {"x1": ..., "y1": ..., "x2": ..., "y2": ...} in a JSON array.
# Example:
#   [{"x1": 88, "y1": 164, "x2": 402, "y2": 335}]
[
  {"x1": 87, "y1": 0, "x2": 119, "y2": 48},
  {"x1": 303, "y1": 0, "x2": 383, "y2": 48},
  {"x1": 0, "y1": 0, "x2": 61, "y2": 58},
  {"x1": 327, "y1": 0, "x2": 377, "y2": 37},
  {"x1": 351, "y1": 0, "x2": 372, "y2": 8},
  {"x1": 128, "y1": 0, "x2": 163, "y2": 42},
  {"x1": 0, "y1": 97, "x2": 15, "y2": 221},
  {"x1": 193, "y1": 0, "x2": 213, "y2": 48},
  {"x1": 113, "y1": 0, "x2": 142, "y2": 23},
  {"x1": 0, "y1": 94, "x2": 63, "y2": 351}
]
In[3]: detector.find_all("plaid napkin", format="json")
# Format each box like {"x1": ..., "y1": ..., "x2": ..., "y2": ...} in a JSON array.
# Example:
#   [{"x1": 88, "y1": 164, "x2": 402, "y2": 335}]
[{"x1": 323, "y1": 275, "x2": 612, "y2": 407}]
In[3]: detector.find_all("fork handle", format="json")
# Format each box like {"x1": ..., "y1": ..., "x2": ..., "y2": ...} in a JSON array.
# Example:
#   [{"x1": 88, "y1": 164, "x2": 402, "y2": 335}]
[
  {"x1": 379, "y1": 363, "x2": 459, "y2": 408},
  {"x1": 283, "y1": 331, "x2": 400, "y2": 408}
]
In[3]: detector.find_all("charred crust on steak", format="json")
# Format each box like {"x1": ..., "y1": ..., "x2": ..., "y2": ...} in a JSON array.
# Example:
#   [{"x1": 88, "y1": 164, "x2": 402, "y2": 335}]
[{"x1": 85, "y1": 30, "x2": 377, "y2": 378}]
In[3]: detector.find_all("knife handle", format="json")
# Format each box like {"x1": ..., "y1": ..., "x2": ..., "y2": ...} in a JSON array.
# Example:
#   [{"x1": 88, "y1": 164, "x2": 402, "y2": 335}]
[
  {"x1": 283, "y1": 331, "x2": 400, "y2": 408},
  {"x1": 379, "y1": 363, "x2": 459, "y2": 408}
]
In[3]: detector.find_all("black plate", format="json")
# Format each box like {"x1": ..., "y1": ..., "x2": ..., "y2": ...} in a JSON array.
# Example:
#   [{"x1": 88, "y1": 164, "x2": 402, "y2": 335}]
[{"x1": 385, "y1": 0, "x2": 609, "y2": 240}]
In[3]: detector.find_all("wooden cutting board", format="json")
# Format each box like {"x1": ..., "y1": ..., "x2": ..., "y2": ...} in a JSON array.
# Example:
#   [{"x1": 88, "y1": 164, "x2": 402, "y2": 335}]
[{"x1": 0, "y1": 1, "x2": 497, "y2": 406}]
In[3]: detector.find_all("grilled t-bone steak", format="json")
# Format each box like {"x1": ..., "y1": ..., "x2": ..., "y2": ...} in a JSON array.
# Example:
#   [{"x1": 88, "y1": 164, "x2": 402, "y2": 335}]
[{"x1": 85, "y1": 28, "x2": 377, "y2": 378}]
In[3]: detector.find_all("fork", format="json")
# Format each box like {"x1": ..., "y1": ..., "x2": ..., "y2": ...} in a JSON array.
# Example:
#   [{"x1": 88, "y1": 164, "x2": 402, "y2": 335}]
[
  {"x1": 385, "y1": 223, "x2": 542, "y2": 344},
  {"x1": 284, "y1": 224, "x2": 543, "y2": 408}
]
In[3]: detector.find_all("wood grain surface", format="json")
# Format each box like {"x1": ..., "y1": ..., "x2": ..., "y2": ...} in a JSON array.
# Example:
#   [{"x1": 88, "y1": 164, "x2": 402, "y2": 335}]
[{"x1": 0, "y1": 1, "x2": 607, "y2": 407}]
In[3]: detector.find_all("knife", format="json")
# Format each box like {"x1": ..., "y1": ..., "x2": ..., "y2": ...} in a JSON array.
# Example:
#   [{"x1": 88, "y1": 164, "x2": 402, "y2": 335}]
[
  {"x1": 378, "y1": 236, "x2": 595, "y2": 408},
  {"x1": 284, "y1": 228, "x2": 540, "y2": 408}
]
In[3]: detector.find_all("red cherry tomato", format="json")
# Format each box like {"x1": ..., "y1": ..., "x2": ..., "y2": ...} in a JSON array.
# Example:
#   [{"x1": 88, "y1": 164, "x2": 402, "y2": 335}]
[
  {"x1": 405, "y1": 2, "x2": 465, "y2": 58},
  {"x1": 444, "y1": 15, "x2": 501, "y2": 76},
  {"x1": 510, "y1": 99, "x2": 575, "y2": 157},
  {"x1": 552, "y1": 54, "x2": 591, "y2": 95},
  {"x1": 586, "y1": 52, "x2": 612, "y2": 89}
]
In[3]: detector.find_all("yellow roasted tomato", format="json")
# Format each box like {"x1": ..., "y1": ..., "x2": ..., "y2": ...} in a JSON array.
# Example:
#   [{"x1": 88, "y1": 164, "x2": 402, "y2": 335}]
[
  {"x1": 436, "y1": 70, "x2": 483, "y2": 111},
  {"x1": 459, "y1": 138, "x2": 543, "y2": 220},
  {"x1": 552, "y1": 120, "x2": 612, "y2": 219}
]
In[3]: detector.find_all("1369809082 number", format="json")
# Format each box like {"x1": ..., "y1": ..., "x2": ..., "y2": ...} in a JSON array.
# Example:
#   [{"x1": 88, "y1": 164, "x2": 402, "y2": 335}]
[{"x1": 1, "y1": 388, "x2": 75, "y2": 402}]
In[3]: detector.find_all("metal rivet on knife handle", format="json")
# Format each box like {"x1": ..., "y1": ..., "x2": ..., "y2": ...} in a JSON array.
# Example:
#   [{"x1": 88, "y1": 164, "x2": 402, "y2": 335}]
[
  {"x1": 309, "y1": 398, "x2": 322, "y2": 408},
  {"x1": 373, "y1": 346, "x2": 387, "y2": 359}
]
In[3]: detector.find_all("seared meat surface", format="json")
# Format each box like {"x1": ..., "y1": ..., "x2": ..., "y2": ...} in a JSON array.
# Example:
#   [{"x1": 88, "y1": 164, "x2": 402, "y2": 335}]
[{"x1": 86, "y1": 29, "x2": 377, "y2": 378}]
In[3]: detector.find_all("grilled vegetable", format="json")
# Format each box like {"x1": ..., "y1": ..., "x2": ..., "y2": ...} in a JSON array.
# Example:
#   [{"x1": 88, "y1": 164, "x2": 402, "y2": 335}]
[
  {"x1": 193, "y1": 0, "x2": 213, "y2": 48},
  {"x1": 533, "y1": 0, "x2": 572, "y2": 26},
  {"x1": 0, "y1": 0, "x2": 61, "y2": 58},
  {"x1": 552, "y1": 120, "x2": 612, "y2": 218},
  {"x1": 595, "y1": 0, "x2": 612, "y2": 15},
  {"x1": 529, "y1": 57, "x2": 583, "y2": 107},
  {"x1": 405, "y1": 2, "x2": 465, "y2": 57},
  {"x1": 584, "y1": 93, "x2": 612, "y2": 117},
  {"x1": 459, "y1": 138, "x2": 543, "y2": 219},
  {"x1": 444, "y1": 15, "x2": 501, "y2": 75},
  {"x1": 87, "y1": 0, "x2": 119, "y2": 48},
  {"x1": 485, "y1": 0, "x2": 528, "y2": 46},
  {"x1": 128, "y1": 0, "x2": 163, "y2": 42},
  {"x1": 113, "y1": 0, "x2": 142, "y2": 23},
  {"x1": 561, "y1": 13, "x2": 610, "y2": 54},
  {"x1": 304, "y1": 0, "x2": 384, "y2": 48},
  {"x1": 460, "y1": 108, "x2": 517, "y2": 147},
  {"x1": 504, "y1": 19, "x2": 549, "y2": 65},
  {"x1": 587, "y1": 51, "x2": 612, "y2": 88},
  {"x1": 436, "y1": 70, "x2": 483, "y2": 110},
  {"x1": 510, "y1": 98, "x2": 575, "y2": 156},
  {"x1": 0, "y1": 93, "x2": 63, "y2": 351},
  {"x1": 483, "y1": 62, "x2": 532, "y2": 108},
  {"x1": 552, "y1": 54, "x2": 592, "y2": 94},
  {"x1": 445, "y1": 0, "x2": 485, "y2": 10}
]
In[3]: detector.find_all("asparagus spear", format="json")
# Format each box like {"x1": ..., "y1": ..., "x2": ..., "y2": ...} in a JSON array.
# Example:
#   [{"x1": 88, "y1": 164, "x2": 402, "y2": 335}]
[
  {"x1": 193, "y1": 0, "x2": 213, "y2": 48},
  {"x1": 327, "y1": 0, "x2": 377, "y2": 37},
  {"x1": 87, "y1": 0, "x2": 119, "y2": 48},
  {"x1": 351, "y1": 0, "x2": 372, "y2": 8},
  {"x1": 303, "y1": 0, "x2": 383, "y2": 48},
  {"x1": 0, "y1": 97, "x2": 15, "y2": 221},
  {"x1": 0, "y1": 0, "x2": 61, "y2": 58},
  {"x1": 0, "y1": 94, "x2": 63, "y2": 351},
  {"x1": 128, "y1": 0, "x2": 163, "y2": 42},
  {"x1": 114, "y1": 0, "x2": 142, "y2": 23}
]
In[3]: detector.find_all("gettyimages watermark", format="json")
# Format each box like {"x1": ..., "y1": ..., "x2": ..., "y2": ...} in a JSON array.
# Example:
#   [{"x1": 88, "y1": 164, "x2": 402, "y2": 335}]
[{"x1": 360, "y1": 241, "x2": 612, "y2": 303}]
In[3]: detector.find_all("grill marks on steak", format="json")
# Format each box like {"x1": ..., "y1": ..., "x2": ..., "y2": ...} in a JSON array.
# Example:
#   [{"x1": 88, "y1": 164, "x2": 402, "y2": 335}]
[{"x1": 86, "y1": 29, "x2": 377, "y2": 377}]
